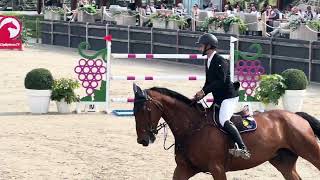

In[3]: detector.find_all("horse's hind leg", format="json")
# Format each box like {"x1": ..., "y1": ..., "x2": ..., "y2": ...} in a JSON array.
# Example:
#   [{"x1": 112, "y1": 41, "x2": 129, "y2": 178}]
[
  {"x1": 288, "y1": 127, "x2": 320, "y2": 170},
  {"x1": 269, "y1": 149, "x2": 301, "y2": 180}
]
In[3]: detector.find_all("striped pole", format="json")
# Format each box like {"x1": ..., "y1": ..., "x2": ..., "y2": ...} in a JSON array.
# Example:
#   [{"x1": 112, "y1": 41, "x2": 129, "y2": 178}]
[
  {"x1": 112, "y1": 53, "x2": 230, "y2": 60},
  {"x1": 111, "y1": 98, "x2": 214, "y2": 103},
  {"x1": 111, "y1": 75, "x2": 205, "y2": 81}
]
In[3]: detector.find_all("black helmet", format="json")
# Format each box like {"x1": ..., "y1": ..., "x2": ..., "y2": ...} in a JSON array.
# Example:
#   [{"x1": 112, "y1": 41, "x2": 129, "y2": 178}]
[{"x1": 196, "y1": 33, "x2": 218, "y2": 48}]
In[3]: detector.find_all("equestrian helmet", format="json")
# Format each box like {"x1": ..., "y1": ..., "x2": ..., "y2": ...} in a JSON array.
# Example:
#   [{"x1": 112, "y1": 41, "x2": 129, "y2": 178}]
[{"x1": 196, "y1": 33, "x2": 218, "y2": 48}]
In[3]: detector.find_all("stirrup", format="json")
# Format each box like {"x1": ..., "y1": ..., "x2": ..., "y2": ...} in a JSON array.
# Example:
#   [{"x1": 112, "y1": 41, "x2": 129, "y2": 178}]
[{"x1": 228, "y1": 144, "x2": 251, "y2": 159}]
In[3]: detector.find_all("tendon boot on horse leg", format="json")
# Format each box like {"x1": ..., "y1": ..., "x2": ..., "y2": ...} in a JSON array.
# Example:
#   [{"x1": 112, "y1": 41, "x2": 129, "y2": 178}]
[{"x1": 223, "y1": 121, "x2": 251, "y2": 159}]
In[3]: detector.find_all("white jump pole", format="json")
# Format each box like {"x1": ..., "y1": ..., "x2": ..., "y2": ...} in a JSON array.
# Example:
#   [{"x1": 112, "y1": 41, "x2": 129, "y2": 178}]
[
  {"x1": 106, "y1": 38, "x2": 112, "y2": 114},
  {"x1": 230, "y1": 36, "x2": 239, "y2": 82},
  {"x1": 112, "y1": 54, "x2": 230, "y2": 60},
  {"x1": 110, "y1": 75, "x2": 205, "y2": 81},
  {"x1": 110, "y1": 97, "x2": 214, "y2": 103}
]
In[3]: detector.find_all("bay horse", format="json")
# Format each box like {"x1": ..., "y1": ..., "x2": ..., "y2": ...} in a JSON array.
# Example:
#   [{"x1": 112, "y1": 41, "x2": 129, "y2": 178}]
[{"x1": 132, "y1": 83, "x2": 320, "y2": 180}]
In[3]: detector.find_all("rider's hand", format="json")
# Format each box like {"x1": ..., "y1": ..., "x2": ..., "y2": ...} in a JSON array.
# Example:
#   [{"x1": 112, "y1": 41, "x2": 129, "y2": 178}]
[{"x1": 194, "y1": 90, "x2": 205, "y2": 100}]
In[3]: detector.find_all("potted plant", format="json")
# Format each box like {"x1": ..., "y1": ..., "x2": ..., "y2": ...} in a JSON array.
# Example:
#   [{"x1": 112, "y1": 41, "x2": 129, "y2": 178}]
[
  {"x1": 24, "y1": 68, "x2": 54, "y2": 114},
  {"x1": 51, "y1": 78, "x2": 80, "y2": 113},
  {"x1": 255, "y1": 74, "x2": 286, "y2": 111},
  {"x1": 167, "y1": 15, "x2": 188, "y2": 30},
  {"x1": 289, "y1": 16, "x2": 318, "y2": 41},
  {"x1": 201, "y1": 16, "x2": 247, "y2": 35},
  {"x1": 44, "y1": 6, "x2": 64, "y2": 20},
  {"x1": 113, "y1": 10, "x2": 138, "y2": 26},
  {"x1": 78, "y1": 5, "x2": 97, "y2": 23},
  {"x1": 281, "y1": 69, "x2": 308, "y2": 112},
  {"x1": 150, "y1": 12, "x2": 168, "y2": 29}
]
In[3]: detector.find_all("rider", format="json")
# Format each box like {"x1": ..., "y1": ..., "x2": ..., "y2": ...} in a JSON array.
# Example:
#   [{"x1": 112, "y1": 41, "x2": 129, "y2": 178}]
[{"x1": 194, "y1": 33, "x2": 251, "y2": 159}]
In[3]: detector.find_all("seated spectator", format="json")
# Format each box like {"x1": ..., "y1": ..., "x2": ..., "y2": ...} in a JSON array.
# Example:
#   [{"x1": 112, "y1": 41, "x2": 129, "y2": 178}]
[
  {"x1": 233, "y1": 3, "x2": 243, "y2": 13},
  {"x1": 250, "y1": 6, "x2": 261, "y2": 18},
  {"x1": 160, "y1": 3, "x2": 167, "y2": 9},
  {"x1": 175, "y1": 3, "x2": 186, "y2": 16},
  {"x1": 223, "y1": 4, "x2": 232, "y2": 16},
  {"x1": 304, "y1": 6, "x2": 316, "y2": 20},
  {"x1": 145, "y1": 4, "x2": 155, "y2": 15},
  {"x1": 316, "y1": 8, "x2": 320, "y2": 20},
  {"x1": 267, "y1": 6, "x2": 303, "y2": 37}
]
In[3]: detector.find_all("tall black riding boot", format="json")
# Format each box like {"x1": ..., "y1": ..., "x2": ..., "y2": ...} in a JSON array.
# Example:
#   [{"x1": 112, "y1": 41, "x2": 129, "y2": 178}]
[{"x1": 223, "y1": 121, "x2": 251, "y2": 159}]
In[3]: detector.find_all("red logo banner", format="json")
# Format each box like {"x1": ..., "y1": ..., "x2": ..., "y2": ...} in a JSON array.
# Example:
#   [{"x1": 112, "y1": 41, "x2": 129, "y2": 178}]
[{"x1": 0, "y1": 15, "x2": 22, "y2": 50}]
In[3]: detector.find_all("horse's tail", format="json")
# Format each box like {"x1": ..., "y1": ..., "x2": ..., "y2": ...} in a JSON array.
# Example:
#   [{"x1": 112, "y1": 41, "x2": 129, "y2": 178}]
[{"x1": 296, "y1": 112, "x2": 320, "y2": 139}]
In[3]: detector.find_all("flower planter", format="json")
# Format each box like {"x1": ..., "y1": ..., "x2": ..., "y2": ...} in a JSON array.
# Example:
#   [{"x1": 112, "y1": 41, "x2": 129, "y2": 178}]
[
  {"x1": 52, "y1": 12, "x2": 61, "y2": 21},
  {"x1": 290, "y1": 24, "x2": 318, "y2": 41},
  {"x1": 282, "y1": 90, "x2": 305, "y2": 112},
  {"x1": 152, "y1": 19, "x2": 167, "y2": 29},
  {"x1": 114, "y1": 15, "x2": 136, "y2": 26},
  {"x1": 167, "y1": 20, "x2": 179, "y2": 29},
  {"x1": 208, "y1": 23, "x2": 220, "y2": 32},
  {"x1": 44, "y1": 10, "x2": 52, "y2": 20},
  {"x1": 78, "y1": 10, "x2": 95, "y2": 23},
  {"x1": 26, "y1": 89, "x2": 51, "y2": 114},
  {"x1": 44, "y1": 10, "x2": 61, "y2": 21},
  {"x1": 56, "y1": 98, "x2": 71, "y2": 113},
  {"x1": 228, "y1": 24, "x2": 240, "y2": 35},
  {"x1": 209, "y1": 24, "x2": 239, "y2": 35}
]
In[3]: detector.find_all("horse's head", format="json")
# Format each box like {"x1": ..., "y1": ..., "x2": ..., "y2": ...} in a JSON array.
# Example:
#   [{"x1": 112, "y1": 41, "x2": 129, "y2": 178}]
[
  {"x1": 133, "y1": 83, "x2": 163, "y2": 147},
  {"x1": 4, "y1": 21, "x2": 17, "y2": 29}
]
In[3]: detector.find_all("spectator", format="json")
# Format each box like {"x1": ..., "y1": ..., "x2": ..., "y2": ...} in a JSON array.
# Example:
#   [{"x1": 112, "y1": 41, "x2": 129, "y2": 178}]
[
  {"x1": 316, "y1": 8, "x2": 320, "y2": 20},
  {"x1": 304, "y1": 6, "x2": 316, "y2": 20},
  {"x1": 250, "y1": 6, "x2": 261, "y2": 18},
  {"x1": 226, "y1": 2, "x2": 233, "y2": 11},
  {"x1": 145, "y1": 4, "x2": 156, "y2": 15},
  {"x1": 233, "y1": 3, "x2": 243, "y2": 13},
  {"x1": 267, "y1": 6, "x2": 304, "y2": 37},
  {"x1": 192, "y1": 4, "x2": 200, "y2": 18},
  {"x1": 223, "y1": 4, "x2": 232, "y2": 16},
  {"x1": 175, "y1": 3, "x2": 186, "y2": 16},
  {"x1": 160, "y1": 3, "x2": 167, "y2": 9},
  {"x1": 266, "y1": 6, "x2": 280, "y2": 32}
]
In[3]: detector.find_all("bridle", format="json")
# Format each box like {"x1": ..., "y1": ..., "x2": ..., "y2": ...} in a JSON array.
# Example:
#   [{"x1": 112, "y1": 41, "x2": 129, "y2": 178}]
[{"x1": 134, "y1": 93, "x2": 175, "y2": 150}]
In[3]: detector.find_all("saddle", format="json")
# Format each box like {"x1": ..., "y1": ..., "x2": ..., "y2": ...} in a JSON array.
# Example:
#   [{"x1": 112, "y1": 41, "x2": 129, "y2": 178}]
[{"x1": 208, "y1": 105, "x2": 257, "y2": 134}]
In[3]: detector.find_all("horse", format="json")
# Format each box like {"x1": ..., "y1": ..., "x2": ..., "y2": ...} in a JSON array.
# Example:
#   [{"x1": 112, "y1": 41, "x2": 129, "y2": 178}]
[{"x1": 132, "y1": 83, "x2": 320, "y2": 180}]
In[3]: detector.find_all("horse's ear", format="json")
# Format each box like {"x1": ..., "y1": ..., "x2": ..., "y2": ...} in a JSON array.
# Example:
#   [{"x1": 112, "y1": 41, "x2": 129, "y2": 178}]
[{"x1": 133, "y1": 83, "x2": 143, "y2": 97}]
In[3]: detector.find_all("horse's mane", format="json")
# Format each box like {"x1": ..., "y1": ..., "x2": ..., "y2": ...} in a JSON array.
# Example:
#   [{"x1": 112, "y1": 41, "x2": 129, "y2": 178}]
[{"x1": 149, "y1": 87, "x2": 193, "y2": 106}]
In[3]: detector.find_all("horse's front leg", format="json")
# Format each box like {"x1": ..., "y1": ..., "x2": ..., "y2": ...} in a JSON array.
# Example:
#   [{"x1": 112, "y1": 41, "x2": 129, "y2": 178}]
[
  {"x1": 172, "y1": 164, "x2": 196, "y2": 180},
  {"x1": 209, "y1": 165, "x2": 227, "y2": 180}
]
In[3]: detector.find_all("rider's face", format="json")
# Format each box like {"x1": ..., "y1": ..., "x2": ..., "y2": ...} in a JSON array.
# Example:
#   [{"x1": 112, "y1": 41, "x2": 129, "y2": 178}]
[{"x1": 199, "y1": 44, "x2": 206, "y2": 52}]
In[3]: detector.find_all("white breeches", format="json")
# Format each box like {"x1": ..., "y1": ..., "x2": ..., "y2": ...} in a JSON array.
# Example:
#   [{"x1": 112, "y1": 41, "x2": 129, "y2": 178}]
[{"x1": 218, "y1": 96, "x2": 239, "y2": 127}]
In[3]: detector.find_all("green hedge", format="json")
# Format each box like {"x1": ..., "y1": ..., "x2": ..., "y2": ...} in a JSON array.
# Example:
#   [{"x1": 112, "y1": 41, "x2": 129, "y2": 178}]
[
  {"x1": 281, "y1": 69, "x2": 308, "y2": 90},
  {"x1": 24, "y1": 68, "x2": 54, "y2": 90}
]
